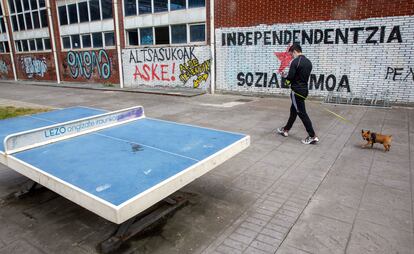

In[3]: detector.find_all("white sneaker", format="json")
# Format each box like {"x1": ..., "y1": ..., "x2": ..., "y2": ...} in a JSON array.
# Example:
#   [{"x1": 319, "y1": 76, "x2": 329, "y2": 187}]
[
  {"x1": 277, "y1": 127, "x2": 289, "y2": 137},
  {"x1": 301, "y1": 136, "x2": 319, "y2": 144}
]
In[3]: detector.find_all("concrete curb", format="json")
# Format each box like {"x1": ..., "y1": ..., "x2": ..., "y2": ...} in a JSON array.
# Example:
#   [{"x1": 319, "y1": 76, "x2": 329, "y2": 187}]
[{"x1": 0, "y1": 80, "x2": 206, "y2": 98}]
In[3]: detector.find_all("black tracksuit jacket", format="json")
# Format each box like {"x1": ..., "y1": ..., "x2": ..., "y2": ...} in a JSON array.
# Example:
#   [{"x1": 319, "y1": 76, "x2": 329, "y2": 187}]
[{"x1": 286, "y1": 55, "x2": 312, "y2": 98}]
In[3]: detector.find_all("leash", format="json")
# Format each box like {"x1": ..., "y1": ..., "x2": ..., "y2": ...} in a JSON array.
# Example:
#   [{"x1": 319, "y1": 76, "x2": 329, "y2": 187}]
[
  {"x1": 286, "y1": 81, "x2": 355, "y2": 125},
  {"x1": 282, "y1": 54, "x2": 354, "y2": 125}
]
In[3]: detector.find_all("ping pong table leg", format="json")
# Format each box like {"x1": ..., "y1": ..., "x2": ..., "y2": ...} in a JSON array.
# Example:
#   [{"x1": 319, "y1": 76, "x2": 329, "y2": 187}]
[
  {"x1": 99, "y1": 193, "x2": 189, "y2": 254},
  {"x1": 14, "y1": 180, "x2": 41, "y2": 199}
]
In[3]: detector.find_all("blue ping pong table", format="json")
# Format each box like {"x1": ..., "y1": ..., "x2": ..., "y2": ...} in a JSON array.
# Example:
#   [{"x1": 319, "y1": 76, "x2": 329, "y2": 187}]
[{"x1": 0, "y1": 106, "x2": 250, "y2": 224}]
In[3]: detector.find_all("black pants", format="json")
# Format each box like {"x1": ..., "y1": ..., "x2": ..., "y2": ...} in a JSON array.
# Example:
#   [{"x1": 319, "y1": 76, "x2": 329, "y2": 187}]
[{"x1": 284, "y1": 92, "x2": 316, "y2": 137}]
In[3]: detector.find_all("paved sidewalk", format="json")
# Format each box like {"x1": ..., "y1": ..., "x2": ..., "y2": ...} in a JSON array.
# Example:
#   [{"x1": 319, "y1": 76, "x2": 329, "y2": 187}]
[{"x1": 0, "y1": 82, "x2": 412, "y2": 254}]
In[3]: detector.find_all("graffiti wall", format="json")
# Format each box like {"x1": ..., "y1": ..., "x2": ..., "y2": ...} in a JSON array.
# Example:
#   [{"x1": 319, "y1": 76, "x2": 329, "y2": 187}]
[
  {"x1": 16, "y1": 53, "x2": 56, "y2": 81},
  {"x1": 61, "y1": 49, "x2": 119, "y2": 84},
  {"x1": 216, "y1": 15, "x2": 414, "y2": 103},
  {"x1": 0, "y1": 54, "x2": 13, "y2": 80},
  {"x1": 122, "y1": 46, "x2": 211, "y2": 90}
]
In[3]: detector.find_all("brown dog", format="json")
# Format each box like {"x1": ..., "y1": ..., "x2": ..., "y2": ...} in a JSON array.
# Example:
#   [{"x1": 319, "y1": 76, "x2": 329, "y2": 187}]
[{"x1": 361, "y1": 130, "x2": 392, "y2": 152}]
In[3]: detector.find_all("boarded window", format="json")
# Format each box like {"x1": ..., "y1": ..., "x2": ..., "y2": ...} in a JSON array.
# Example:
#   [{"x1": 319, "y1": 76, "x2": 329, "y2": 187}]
[{"x1": 155, "y1": 26, "x2": 169, "y2": 45}]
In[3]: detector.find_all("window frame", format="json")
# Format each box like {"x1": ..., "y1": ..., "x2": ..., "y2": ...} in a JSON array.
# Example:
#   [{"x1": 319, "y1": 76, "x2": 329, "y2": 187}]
[
  {"x1": 188, "y1": 0, "x2": 205, "y2": 8},
  {"x1": 139, "y1": 27, "x2": 153, "y2": 46},
  {"x1": 127, "y1": 29, "x2": 139, "y2": 46},
  {"x1": 170, "y1": 0, "x2": 186, "y2": 11},
  {"x1": 170, "y1": 24, "x2": 187, "y2": 45},
  {"x1": 11, "y1": 15, "x2": 18, "y2": 31},
  {"x1": 123, "y1": 0, "x2": 206, "y2": 15},
  {"x1": 58, "y1": 5, "x2": 68, "y2": 26},
  {"x1": 0, "y1": 41, "x2": 10, "y2": 54},
  {"x1": 71, "y1": 34, "x2": 81, "y2": 49},
  {"x1": 101, "y1": 0, "x2": 113, "y2": 19},
  {"x1": 125, "y1": 22, "x2": 206, "y2": 48},
  {"x1": 15, "y1": 40, "x2": 22, "y2": 52},
  {"x1": 78, "y1": 1, "x2": 90, "y2": 23},
  {"x1": 138, "y1": 0, "x2": 152, "y2": 15},
  {"x1": 21, "y1": 39, "x2": 29, "y2": 51},
  {"x1": 35, "y1": 37, "x2": 43, "y2": 51},
  {"x1": 154, "y1": 25, "x2": 169, "y2": 45},
  {"x1": 28, "y1": 38, "x2": 36, "y2": 51},
  {"x1": 60, "y1": 31, "x2": 116, "y2": 51},
  {"x1": 0, "y1": 2, "x2": 7, "y2": 34},
  {"x1": 67, "y1": 3, "x2": 78, "y2": 25},
  {"x1": 124, "y1": 0, "x2": 137, "y2": 16},
  {"x1": 89, "y1": 0, "x2": 101, "y2": 21},
  {"x1": 32, "y1": 10, "x2": 40, "y2": 28},
  {"x1": 153, "y1": 0, "x2": 168, "y2": 13},
  {"x1": 92, "y1": 32, "x2": 103, "y2": 48},
  {"x1": 24, "y1": 12, "x2": 32, "y2": 29},
  {"x1": 39, "y1": 9, "x2": 47, "y2": 27},
  {"x1": 58, "y1": 0, "x2": 112, "y2": 26},
  {"x1": 9, "y1": 0, "x2": 48, "y2": 31},
  {"x1": 81, "y1": 34, "x2": 92, "y2": 48},
  {"x1": 4, "y1": 41, "x2": 9, "y2": 53},
  {"x1": 43, "y1": 38, "x2": 51, "y2": 50},
  {"x1": 189, "y1": 23, "x2": 206, "y2": 43},
  {"x1": 17, "y1": 13, "x2": 25, "y2": 31},
  {"x1": 62, "y1": 36, "x2": 71, "y2": 49},
  {"x1": 13, "y1": 37, "x2": 50, "y2": 53},
  {"x1": 104, "y1": 31, "x2": 115, "y2": 47}
]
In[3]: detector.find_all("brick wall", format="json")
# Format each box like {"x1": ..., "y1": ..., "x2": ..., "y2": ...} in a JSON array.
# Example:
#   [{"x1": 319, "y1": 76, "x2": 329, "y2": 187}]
[
  {"x1": 215, "y1": 15, "x2": 414, "y2": 103},
  {"x1": 15, "y1": 52, "x2": 56, "y2": 81},
  {"x1": 60, "y1": 49, "x2": 119, "y2": 84},
  {"x1": 215, "y1": 0, "x2": 414, "y2": 28}
]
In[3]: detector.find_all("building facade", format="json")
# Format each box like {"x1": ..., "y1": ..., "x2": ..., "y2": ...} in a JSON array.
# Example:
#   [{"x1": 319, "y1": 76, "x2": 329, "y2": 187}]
[
  {"x1": 0, "y1": 0, "x2": 211, "y2": 90},
  {"x1": 0, "y1": 1, "x2": 413, "y2": 103}
]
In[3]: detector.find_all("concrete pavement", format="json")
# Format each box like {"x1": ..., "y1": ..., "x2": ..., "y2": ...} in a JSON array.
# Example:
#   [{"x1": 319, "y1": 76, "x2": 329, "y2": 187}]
[{"x1": 0, "y1": 82, "x2": 412, "y2": 254}]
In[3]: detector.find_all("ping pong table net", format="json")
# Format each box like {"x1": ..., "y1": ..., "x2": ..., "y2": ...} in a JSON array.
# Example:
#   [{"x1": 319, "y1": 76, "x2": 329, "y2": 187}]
[{"x1": 3, "y1": 106, "x2": 145, "y2": 155}]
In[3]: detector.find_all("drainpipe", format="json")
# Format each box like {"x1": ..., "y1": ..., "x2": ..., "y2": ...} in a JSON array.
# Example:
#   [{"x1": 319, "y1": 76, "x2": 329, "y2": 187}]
[
  {"x1": 47, "y1": 0, "x2": 61, "y2": 84},
  {"x1": 114, "y1": 0, "x2": 124, "y2": 88},
  {"x1": 209, "y1": 0, "x2": 215, "y2": 94},
  {"x1": 2, "y1": 0, "x2": 17, "y2": 80}
]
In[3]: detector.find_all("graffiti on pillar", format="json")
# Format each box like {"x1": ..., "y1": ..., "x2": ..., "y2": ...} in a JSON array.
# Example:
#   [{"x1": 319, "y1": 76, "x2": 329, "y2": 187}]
[
  {"x1": 20, "y1": 56, "x2": 47, "y2": 78},
  {"x1": 66, "y1": 50, "x2": 111, "y2": 80},
  {"x1": 179, "y1": 58, "x2": 211, "y2": 88},
  {"x1": 0, "y1": 60, "x2": 8, "y2": 75}
]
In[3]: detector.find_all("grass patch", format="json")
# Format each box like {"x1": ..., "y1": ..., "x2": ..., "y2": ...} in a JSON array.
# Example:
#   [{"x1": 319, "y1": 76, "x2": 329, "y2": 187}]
[{"x1": 0, "y1": 106, "x2": 50, "y2": 120}]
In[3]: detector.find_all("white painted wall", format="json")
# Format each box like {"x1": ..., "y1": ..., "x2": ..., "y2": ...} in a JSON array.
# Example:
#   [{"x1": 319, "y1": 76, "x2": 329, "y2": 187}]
[
  {"x1": 216, "y1": 15, "x2": 414, "y2": 103},
  {"x1": 12, "y1": 28, "x2": 49, "y2": 40},
  {"x1": 122, "y1": 45, "x2": 211, "y2": 89},
  {"x1": 59, "y1": 19, "x2": 114, "y2": 36}
]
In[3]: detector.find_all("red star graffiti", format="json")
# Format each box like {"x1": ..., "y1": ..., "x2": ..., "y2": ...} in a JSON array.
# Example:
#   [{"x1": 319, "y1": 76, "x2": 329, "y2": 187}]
[{"x1": 274, "y1": 46, "x2": 293, "y2": 73}]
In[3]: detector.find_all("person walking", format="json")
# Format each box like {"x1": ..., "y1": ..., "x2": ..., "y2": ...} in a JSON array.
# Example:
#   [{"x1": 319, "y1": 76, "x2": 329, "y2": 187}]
[{"x1": 277, "y1": 43, "x2": 319, "y2": 145}]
